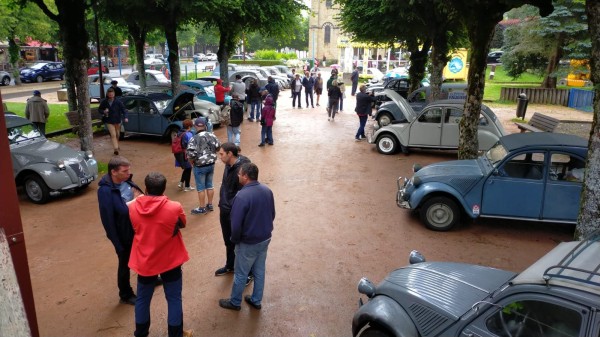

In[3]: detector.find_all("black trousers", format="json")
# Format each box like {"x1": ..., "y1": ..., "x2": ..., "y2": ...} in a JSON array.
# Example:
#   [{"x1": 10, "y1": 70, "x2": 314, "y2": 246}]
[
  {"x1": 117, "y1": 244, "x2": 135, "y2": 300},
  {"x1": 219, "y1": 210, "x2": 236, "y2": 270}
]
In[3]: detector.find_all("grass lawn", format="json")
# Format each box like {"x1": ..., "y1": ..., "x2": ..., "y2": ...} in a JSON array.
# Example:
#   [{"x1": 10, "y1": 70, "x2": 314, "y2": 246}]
[{"x1": 5, "y1": 102, "x2": 72, "y2": 132}]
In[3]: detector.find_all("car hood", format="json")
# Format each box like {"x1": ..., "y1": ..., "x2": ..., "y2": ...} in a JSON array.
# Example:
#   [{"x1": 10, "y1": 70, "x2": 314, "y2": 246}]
[
  {"x1": 383, "y1": 89, "x2": 417, "y2": 121},
  {"x1": 414, "y1": 159, "x2": 485, "y2": 194},
  {"x1": 11, "y1": 138, "x2": 85, "y2": 168},
  {"x1": 377, "y1": 262, "x2": 515, "y2": 325}
]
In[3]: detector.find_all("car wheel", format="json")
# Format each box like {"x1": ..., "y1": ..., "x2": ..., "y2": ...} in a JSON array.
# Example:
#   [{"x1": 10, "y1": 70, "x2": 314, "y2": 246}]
[
  {"x1": 420, "y1": 196, "x2": 460, "y2": 231},
  {"x1": 1, "y1": 76, "x2": 10, "y2": 86},
  {"x1": 36, "y1": 75, "x2": 43, "y2": 83},
  {"x1": 358, "y1": 327, "x2": 392, "y2": 337},
  {"x1": 24, "y1": 174, "x2": 51, "y2": 204},
  {"x1": 376, "y1": 134, "x2": 398, "y2": 155},
  {"x1": 377, "y1": 112, "x2": 393, "y2": 126},
  {"x1": 166, "y1": 127, "x2": 179, "y2": 142}
]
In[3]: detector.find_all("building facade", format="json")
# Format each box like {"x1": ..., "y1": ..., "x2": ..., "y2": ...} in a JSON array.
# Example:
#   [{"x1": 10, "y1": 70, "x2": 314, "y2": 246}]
[{"x1": 308, "y1": 0, "x2": 341, "y2": 64}]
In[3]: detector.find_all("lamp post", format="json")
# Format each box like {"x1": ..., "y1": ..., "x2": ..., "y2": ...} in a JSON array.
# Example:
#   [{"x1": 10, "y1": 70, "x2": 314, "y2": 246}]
[{"x1": 310, "y1": 25, "x2": 318, "y2": 66}]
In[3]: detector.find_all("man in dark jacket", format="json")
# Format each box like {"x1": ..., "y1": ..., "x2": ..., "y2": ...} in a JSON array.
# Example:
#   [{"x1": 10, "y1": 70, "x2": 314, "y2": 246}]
[
  {"x1": 350, "y1": 66, "x2": 359, "y2": 96},
  {"x1": 354, "y1": 84, "x2": 377, "y2": 141},
  {"x1": 219, "y1": 163, "x2": 275, "y2": 311},
  {"x1": 215, "y1": 142, "x2": 251, "y2": 278},
  {"x1": 265, "y1": 76, "x2": 279, "y2": 106},
  {"x1": 97, "y1": 156, "x2": 143, "y2": 305},
  {"x1": 302, "y1": 71, "x2": 315, "y2": 108}
]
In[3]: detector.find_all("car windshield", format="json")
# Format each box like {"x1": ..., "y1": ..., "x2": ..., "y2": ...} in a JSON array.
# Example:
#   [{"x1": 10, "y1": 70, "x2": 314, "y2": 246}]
[
  {"x1": 8, "y1": 123, "x2": 43, "y2": 144},
  {"x1": 153, "y1": 72, "x2": 169, "y2": 82},
  {"x1": 203, "y1": 85, "x2": 214, "y2": 95},
  {"x1": 484, "y1": 141, "x2": 508, "y2": 167},
  {"x1": 30, "y1": 63, "x2": 48, "y2": 70},
  {"x1": 153, "y1": 99, "x2": 171, "y2": 113}
]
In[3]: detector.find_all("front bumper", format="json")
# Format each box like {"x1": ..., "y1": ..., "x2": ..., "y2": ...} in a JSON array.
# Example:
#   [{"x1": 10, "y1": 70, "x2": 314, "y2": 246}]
[{"x1": 396, "y1": 176, "x2": 411, "y2": 209}]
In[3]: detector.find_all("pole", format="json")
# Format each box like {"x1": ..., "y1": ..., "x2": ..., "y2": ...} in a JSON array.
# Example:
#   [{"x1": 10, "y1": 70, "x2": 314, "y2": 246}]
[
  {"x1": 93, "y1": 4, "x2": 104, "y2": 99},
  {"x1": 312, "y1": 29, "x2": 315, "y2": 64}
]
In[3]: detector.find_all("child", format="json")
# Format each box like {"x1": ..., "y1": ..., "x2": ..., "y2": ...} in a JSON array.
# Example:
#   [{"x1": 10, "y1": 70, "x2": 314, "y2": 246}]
[{"x1": 258, "y1": 95, "x2": 276, "y2": 146}]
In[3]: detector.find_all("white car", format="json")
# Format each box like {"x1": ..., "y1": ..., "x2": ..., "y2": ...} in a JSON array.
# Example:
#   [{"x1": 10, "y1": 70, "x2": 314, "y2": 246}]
[
  {"x1": 194, "y1": 53, "x2": 206, "y2": 61},
  {"x1": 205, "y1": 53, "x2": 218, "y2": 61},
  {"x1": 126, "y1": 70, "x2": 171, "y2": 87},
  {"x1": 143, "y1": 58, "x2": 165, "y2": 67},
  {"x1": 88, "y1": 75, "x2": 139, "y2": 100}
]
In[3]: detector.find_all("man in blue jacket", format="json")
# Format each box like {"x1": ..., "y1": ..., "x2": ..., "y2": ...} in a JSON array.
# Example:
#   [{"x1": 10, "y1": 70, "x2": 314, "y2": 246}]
[
  {"x1": 98, "y1": 156, "x2": 143, "y2": 305},
  {"x1": 219, "y1": 163, "x2": 275, "y2": 311},
  {"x1": 302, "y1": 71, "x2": 315, "y2": 108}
]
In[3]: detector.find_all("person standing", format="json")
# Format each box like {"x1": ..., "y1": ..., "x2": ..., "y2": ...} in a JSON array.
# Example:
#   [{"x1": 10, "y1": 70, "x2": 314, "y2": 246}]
[
  {"x1": 230, "y1": 74, "x2": 246, "y2": 105},
  {"x1": 327, "y1": 80, "x2": 342, "y2": 122},
  {"x1": 314, "y1": 73, "x2": 323, "y2": 107},
  {"x1": 247, "y1": 79, "x2": 262, "y2": 122},
  {"x1": 354, "y1": 84, "x2": 377, "y2": 141},
  {"x1": 258, "y1": 95, "x2": 276, "y2": 147},
  {"x1": 288, "y1": 69, "x2": 296, "y2": 97},
  {"x1": 99, "y1": 87, "x2": 128, "y2": 155},
  {"x1": 302, "y1": 71, "x2": 315, "y2": 108},
  {"x1": 219, "y1": 163, "x2": 275, "y2": 311},
  {"x1": 111, "y1": 80, "x2": 123, "y2": 96},
  {"x1": 350, "y1": 66, "x2": 359, "y2": 96},
  {"x1": 215, "y1": 142, "x2": 251, "y2": 277},
  {"x1": 128, "y1": 172, "x2": 192, "y2": 337},
  {"x1": 98, "y1": 156, "x2": 143, "y2": 306},
  {"x1": 25, "y1": 90, "x2": 50, "y2": 136},
  {"x1": 214, "y1": 79, "x2": 231, "y2": 106},
  {"x1": 265, "y1": 76, "x2": 279, "y2": 108},
  {"x1": 227, "y1": 97, "x2": 244, "y2": 148},
  {"x1": 338, "y1": 81, "x2": 346, "y2": 112},
  {"x1": 291, "y1": 73, "x2": 303, "y2": 108},
  {"x1": 186, "y1": 118, "x2": 221, "y2": 215},
  {"x1": 175, "y1": 119, "x2": 194, "y2": 191}
]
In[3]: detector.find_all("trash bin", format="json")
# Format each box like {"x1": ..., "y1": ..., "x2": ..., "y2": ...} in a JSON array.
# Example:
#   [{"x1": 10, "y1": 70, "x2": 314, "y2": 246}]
[
  {"x1": 308, "y1": 59, "x2": 314, "y2": 68},
  {"x1": 193, "y1": 55, "x2": 199, "y2": 63},
  {"x1": 516, "y1": 93, "x2": 528, "y2": 119}
]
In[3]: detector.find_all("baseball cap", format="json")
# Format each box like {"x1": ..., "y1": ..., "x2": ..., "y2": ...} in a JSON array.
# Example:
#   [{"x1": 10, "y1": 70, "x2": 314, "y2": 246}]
[
  {"x1": 33, "y1": 90, "x2": 41, "y2": 96},
  {"x1": 194, "y1": 117, "x2": 206, "y2": 127},
  {"x1": 111, "y1": 80, "x2": 118, "y2": 85}
]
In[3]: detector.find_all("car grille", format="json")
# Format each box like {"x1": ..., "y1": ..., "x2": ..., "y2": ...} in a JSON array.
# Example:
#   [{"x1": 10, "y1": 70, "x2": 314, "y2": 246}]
[{"x1": 69, "y1": 161, "x2": 87, "y2": 178}]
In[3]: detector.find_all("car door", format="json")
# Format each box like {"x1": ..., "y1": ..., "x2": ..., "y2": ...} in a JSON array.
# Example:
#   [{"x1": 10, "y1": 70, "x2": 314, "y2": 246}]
[
  {"x1": 146, "y1": 74, "x2": 158, "y2": 86},
  {"x1": 88, "y1": 76, "x2": 101, "y2": 98},
  {"x1": 408, "y1": 107, "x2": 443, "y2": 146},
  {"x1": 542, "y1": 152, "x2": 584, "y2": 221},
  {"x1": 137, "y1": 99, "x2": 164, "y2": 134},
  {"x1": 122, "y1": 98, "x2": 140, "y2": 132},
  {"x1": 440, "y1": 107, "x2": 462, "y2": 148},
  {"x1": 481, "y1": 151, "x2": 546, "y2": 218}
]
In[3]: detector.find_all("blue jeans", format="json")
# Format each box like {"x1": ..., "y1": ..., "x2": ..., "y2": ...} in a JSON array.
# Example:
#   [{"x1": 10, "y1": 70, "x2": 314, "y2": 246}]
[
  {"x1": 230, "y1": 239, "x2": 271, "y2": 306},
  {"x1": 250, "y1": 100, "x2": 261, "y2": 119},
  {"x1": 261, "y1": 125, "x2": 273, "y2": 145},
  {"x1": 292, "y1": 91, "x2": 302, "y2": 107},
  {"x1": 227, "y1": 125, "x2": 241, "y2": 146},
  {"x1": 193, "y1": 164, "x2": 214, "y2": 191},
  {"x1": 135, "y1": 266, "x2": 183, "y2": 337},
  {"x1": 339, "y1": 96, "x2": 344, "y2": 111},
  {"x1": 356, "y1": 115, "x2": 368, "y2": 139}
]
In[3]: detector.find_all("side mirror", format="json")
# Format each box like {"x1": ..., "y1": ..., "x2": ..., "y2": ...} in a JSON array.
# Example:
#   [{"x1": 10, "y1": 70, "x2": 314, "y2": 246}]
[
  {"x1": 409, "y1": 250, "x2": 426, "y2": 264},
  {"x1": 492, "y1": 169, "x2": 500, "y2": 176}
]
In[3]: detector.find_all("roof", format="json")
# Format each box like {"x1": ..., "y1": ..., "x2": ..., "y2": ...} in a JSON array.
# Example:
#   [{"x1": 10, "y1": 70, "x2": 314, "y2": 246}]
[
  {"x1": 500, "y1": 132, "x2": 588, "y2": 151},
  {"x1": 512, "y1": 235, "x2": 600, "y2": 294},
  {"x1": 5, "y1": 114, "x2": 31, "y2": 128}
]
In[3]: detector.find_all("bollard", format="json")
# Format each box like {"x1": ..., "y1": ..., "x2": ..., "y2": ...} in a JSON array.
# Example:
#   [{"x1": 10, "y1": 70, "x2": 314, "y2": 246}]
[
  {"x1": 489, "y1": 65, "x2": 496, "y2": 80},
  {"x1": 516, "y1": 93, "x2": 528, "y2": 119}
]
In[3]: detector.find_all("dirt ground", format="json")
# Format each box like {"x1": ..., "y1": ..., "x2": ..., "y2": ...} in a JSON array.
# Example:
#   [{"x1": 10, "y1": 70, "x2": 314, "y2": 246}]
[{"x1": 15, "y1": 85, "x2": 587, "y2": 337}]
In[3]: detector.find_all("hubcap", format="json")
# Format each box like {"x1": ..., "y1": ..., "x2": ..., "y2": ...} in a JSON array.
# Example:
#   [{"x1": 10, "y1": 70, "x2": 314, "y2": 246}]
[
  {"x1": 25, "y1": 179, "x2": 43, "y2": 202},
  {"x1": 427, "y1": 203, "x2": 453, "y2": 226},
  {"x1": 379, "y1": 138, "x2": 393, "y2": 152}
]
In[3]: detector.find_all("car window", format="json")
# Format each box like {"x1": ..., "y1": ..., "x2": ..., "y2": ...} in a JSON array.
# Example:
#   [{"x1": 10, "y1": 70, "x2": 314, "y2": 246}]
[
  {"x1": 485, "y1": 141, "x2": 508, "y2": 166},
  {"x1": 8, "y1": 124, "x2": 42, "y2": 144},
  {"x1": 139, "y1": 100, "x2": 154, "y2": 114},
  {"x1": 123, "y1": 99, "x2": 138, "y2": 112},
  {"x1": 479, "y1": 113, "x2": 489, "y2": 126},
  {"x1": 548, "y1": 153, "x2": 585, "y2": 182},
  {"x1": 445, "y1": 108, "x2": 463, "y2": 124},
  {"x1": 500, "y1": 152, "x2": 545, "y2": 180},
  {"x1": 485, "y1": 300, "x2": 582, "y2": 337},
  {"x1": 418, "y1": 108, "x2": 443, "y2": 123}
]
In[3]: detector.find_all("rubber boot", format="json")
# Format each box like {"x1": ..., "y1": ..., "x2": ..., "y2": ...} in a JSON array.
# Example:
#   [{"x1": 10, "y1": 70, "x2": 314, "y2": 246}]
[
  {"x1": 168, "y1": 324, "x2": 183, "y2": 337},
  {"x1": 134, "y1": 321, "x2": 150, "y2": 337}
]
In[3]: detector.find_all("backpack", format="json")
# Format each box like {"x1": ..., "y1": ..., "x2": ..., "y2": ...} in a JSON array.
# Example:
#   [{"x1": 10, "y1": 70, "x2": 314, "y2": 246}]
[
  {"x1": 220, "y1": 105, "x2": 231, "y2": 126},
  {"x1": 171, "y1": 130, "x2": 185, "y2": 154}
]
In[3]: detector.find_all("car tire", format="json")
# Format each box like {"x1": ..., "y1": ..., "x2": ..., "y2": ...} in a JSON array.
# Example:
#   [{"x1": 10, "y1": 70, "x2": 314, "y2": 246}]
[
  {"x1": 1, "y1": 76, "x2": 10, "y2": 86},
  {"x1": 36, "y1": 75, "x2": 43, "y2": 83},
  {"x1": 377, "y1": 112, "x2": 393, "y2": 127},
  {"x1": 376, "y1": 134, "x2": 398, "y2": 155},
  {"x1": 358, "y1": 327, "x2": 392, "y2": 337},
  {"x1": 166, "y1": 127, "x2": 179, "y2": 142},
  {"x1": 24, "y1": 174, "x2": 51, "y2": 204},
  {"x1": 420, "y1": 196, "x2": 460, "y2": 231}
]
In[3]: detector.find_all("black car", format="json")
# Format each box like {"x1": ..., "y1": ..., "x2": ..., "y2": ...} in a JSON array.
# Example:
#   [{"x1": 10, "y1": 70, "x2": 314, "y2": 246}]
[
  {"x1": 487, "y1": 51, "x2": 504, "y2": 64},
  {"x1": 20, "y1": 61, "x2": 65, "y2": 83},
  {"x1": 367, "y1": 78, "x2": 413, "y2": 107}
]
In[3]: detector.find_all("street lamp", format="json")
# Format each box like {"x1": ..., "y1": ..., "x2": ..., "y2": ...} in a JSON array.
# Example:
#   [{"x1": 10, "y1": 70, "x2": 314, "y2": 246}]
[{"x1": 310, "y1": 25, "x2": 318, "y2": 65}]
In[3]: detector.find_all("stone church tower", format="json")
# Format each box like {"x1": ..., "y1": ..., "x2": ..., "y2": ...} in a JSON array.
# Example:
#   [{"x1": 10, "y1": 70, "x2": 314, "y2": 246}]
[{"x1": 308, "y1": 0, "x2": 342, "y2": 64}]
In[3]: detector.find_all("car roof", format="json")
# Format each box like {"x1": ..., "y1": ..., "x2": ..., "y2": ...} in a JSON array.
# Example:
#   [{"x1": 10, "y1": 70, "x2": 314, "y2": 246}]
[
  {"x1": 123, "y1": 92, "x2": 172, "y2": 101},
  {"x1": 181, "y1": 80, "x2": 213, "y2": 87},
  {"x1": 5, "y1": 114, "x2": 31, "y2": 128},
  {"x1": 512, "y1": 235, "x2": 600, "y2": 295},
  {"x1": 500, "y1": 132, "x2": 588, "y2": 151}
]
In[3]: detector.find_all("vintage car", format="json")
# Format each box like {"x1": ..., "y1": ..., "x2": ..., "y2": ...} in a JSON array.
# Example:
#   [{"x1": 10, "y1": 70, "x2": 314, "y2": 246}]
[
  {"x1": 126, "y1": 70, "x2": 170, "y2": 87},
  {"x1": 397, "y1": 132, "x2": 587, "y2": 231},
  {"x1": 88, "y1": 75, "x2": 139, "y2": 100},
  {"x1": 370, "y1": 90, "x2": 506, "y2": 155},
  {"x1": 118, "y1": 90, "x2": 221, "y2": 140},
  {"x1": 19, "y1": 61, "x2": 65, "y2": 83},
  {"x1": 406, "y1": 82, "x2": 468, "y2": 112},
  {"x1": 366, "y1": 78, "x2": 412, "y2": 105},
  {"x1": 352, "y1": 234, "x2": 600, "y2": 337},
  {"x1": 181, "y1": 80, "x2": 232, "y2": 104},
  {"x1": 0, "y1": 70, "x2": 12, "y2": 86},
  {"x1": 8, "y1": 115, "x2": 98, "y2": 204}
]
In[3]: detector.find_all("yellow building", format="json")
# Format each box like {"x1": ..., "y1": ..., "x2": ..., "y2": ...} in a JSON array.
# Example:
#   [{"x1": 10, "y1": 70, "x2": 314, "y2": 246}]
[{"x1": 308, "y1": 0, "x2": 342, "y2": 64}]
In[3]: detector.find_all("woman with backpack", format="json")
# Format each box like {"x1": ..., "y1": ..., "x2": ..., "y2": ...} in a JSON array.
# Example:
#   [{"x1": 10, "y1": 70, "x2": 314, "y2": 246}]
[{"x1": 173, "y1": 119, "x2": 194, "y2": 191}]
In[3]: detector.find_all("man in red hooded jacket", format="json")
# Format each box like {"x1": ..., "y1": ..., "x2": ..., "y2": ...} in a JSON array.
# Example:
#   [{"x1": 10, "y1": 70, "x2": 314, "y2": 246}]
[
  {"x1": 214, "y1": 78, "x2": 231, "y2": 106},
  {"x1": 128, "y1": 172, "x2": 192, "y2": 337}
]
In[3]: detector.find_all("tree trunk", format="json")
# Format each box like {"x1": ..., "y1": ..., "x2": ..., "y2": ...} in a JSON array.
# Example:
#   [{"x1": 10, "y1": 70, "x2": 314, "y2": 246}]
[
  {"x1": 406, "y1": 38, "x2": 431, "y2": 94},
  {"x1": 430, "y1": 33, "x2": 450, "y2": 101},
  {"x1": 217, "y1": 28, "x2": 237, "y2": 86},
  {"x1": 458, "y1": 20, "x2": 496, "y2": 160},
  {"x1": 541, "y1": 34, "x2": 564, "y2": 89},
  {"x1": 128, "y1": 25, "x2": 147, "y2": 89},
  {"x1": 8, "y1": 38, "x2": 22, "y2": 86},
  {"x1": 165, "y1": 18, "x2": 180, "y2": 95},
  {"x1": 576, "y1": 1, "x2": 600, "y2": 239}
]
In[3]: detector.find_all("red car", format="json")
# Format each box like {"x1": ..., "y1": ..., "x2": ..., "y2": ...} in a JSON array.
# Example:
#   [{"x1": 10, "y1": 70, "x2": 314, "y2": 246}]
[{"x1": 87, "y1": 63, "x2": 109, "y2": 75}]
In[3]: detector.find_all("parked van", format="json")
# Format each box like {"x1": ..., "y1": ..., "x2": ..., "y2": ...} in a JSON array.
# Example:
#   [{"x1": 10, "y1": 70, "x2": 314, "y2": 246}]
[{"x1": 407, "y1": 82, "x2": 467, "y2": 112}]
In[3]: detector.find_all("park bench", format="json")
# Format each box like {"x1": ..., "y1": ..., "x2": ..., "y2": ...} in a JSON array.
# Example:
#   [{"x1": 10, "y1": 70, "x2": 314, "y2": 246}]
[
  {"x1": 515, "y1": 112, "x2": 560, "y2": 133},
  {"x1": 65, "y1": 108, "x2": 104, "y2": 134},
  {"x1": 203, "y1": 65, "x2": 214, "y2": 72}
]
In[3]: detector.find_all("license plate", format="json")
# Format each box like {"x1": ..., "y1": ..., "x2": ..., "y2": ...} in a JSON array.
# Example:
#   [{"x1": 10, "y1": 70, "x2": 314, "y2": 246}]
[{"x1": 80, "y1": 176, "x2": 94, "y2": 185}]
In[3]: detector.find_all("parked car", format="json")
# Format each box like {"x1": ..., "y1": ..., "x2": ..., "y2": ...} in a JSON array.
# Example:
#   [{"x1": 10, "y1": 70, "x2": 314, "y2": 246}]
[
  {"x1": 274, "y1": 65, "x2": 293, "y2": 78},
  {"x1": 7, "y1": 114, "x2": 98, "y2": 203},
  {"x1": 88, "y1": 75, "x2": 139, "y2": 100},
  {"x1": 360, "y1": 67, "x2": 385, "y2": 83},
  {"x1": 143, "y1": 58, "x2": 165, "y2": 68},
  {"x1": 205, "y1": 53, "x2": 218, "y2": 61},
  {"x1": 145, "y1": 54, "x2": 164, "y2": 62},
  {"x1": 87, "y1": 62, "x2": 109, "y2": 75},
  {"x1": 193, "y1": 53, "x2": 206, "y2": 62},
  {"x1": 352, "y1": 234, "x2": 600, "y2": 337},
  {"x1": 250, "y1": 67, "x2": 287, "y2": 89},
  {"x1": 371, "y1": 91, "x2": 505, "y2": 155},
  {"x1": 366, "y1": 78, "x2": 412, "y2": 107},
  {"x1": 0, "y1": 70, "x2": 12, "y2": 86},
  {"x1": 126, "y1": 70, "x2": 171, "y2": 87},
  {"x1": 487, "y1": 50, "x2": 504, "y2": 64},
  {"x1": 180, "y1": 80, "x2": 232, "y2": 104},
  {"x1": 397, "y1": 132, "x2": 587, "y2": 231},
  {"x1": 230, "y1": 54, "x2": 253, "y2": 60},
  {"x1": 118, "y1": 90, "x2": 221, "y2": 140},
  {"x1": 19, "y1": 61, "x2": 65, "y2": 83},
  {"x1": 406, "y1": 82, "x2": 468, "y2": 112}
]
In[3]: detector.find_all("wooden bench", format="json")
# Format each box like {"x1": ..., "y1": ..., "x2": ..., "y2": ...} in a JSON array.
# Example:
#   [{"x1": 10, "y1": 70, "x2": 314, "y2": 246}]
[
  {"x1": 65, "y1": 108, "x2": 104, "y2": 134},
  {"x1": 203, "y1": 65, "x2": 214, "y2": 72},
  {"x1": 515, "y1": 112, "x2": 560, "y2": 133}
]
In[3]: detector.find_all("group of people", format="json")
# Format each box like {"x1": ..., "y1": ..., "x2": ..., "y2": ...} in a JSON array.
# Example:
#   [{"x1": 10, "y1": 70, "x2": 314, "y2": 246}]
[
  {"x1": 98, "y1": 147, "x2": 275, "y2": 337},
  {"x1": 289, "y1": 69, "x2": 325, "y2": 109}
]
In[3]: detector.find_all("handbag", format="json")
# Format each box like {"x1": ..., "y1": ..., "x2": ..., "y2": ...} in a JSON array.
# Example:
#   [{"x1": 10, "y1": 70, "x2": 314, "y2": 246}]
[{"x1": 260, "y1": 117, "x2": 266, "y2": 126}]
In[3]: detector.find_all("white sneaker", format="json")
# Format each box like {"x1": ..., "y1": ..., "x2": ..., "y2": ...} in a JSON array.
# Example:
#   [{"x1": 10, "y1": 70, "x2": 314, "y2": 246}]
[
  {"x1": 177, "y1": 182, "x2": 183, "y2": 190},
  {"x1": 184, "y1": 187, "x2": 194, "y2": 192}
]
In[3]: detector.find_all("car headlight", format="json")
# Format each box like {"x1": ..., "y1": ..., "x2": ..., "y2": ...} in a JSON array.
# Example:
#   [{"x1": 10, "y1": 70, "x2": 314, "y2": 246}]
[
  {"x1": 57, "y1": 160, "x2": 66, "y2": 170},
  {"x1": 411, "y1": 176, "x2": 421, "y2": 187},
  {"x1": 413, "y1": 164, "x2": 422, "y2": 172},
  {"x1": 358, "y1": 277, "x2": 376, "y2": 298},
  {"x1": 85, "y1": 150, "x2": 94, "y2": 159}
]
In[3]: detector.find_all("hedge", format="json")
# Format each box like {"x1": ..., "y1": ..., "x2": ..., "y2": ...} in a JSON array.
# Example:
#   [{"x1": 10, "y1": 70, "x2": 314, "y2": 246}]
[{"x1": 228, "y1": 60, "x2": 284, "y2": 66}]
